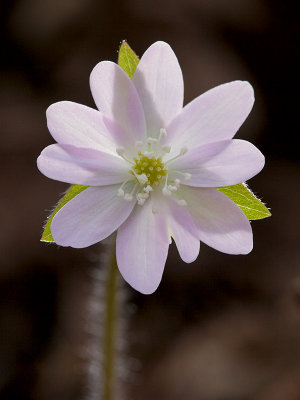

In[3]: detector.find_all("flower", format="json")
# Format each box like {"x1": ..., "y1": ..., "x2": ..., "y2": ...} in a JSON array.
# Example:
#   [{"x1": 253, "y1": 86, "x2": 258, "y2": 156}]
[{"x1": 37, "y1": 41, "x2": 264, "y2": 294}]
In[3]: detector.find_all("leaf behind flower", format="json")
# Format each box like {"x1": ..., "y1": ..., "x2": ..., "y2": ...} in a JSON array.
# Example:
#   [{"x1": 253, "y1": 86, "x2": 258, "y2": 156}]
[
  {"x1": 217, "y1": 183, "x2": 271, "y2": 220},
  {"x1": 118, "y1": 40, "x2": 139, "y2": 79}
]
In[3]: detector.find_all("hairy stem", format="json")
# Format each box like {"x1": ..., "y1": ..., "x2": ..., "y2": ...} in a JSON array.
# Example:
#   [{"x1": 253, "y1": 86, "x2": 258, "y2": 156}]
[{"x1": 102, "y1": 239, "x2": 119, "y2": 400}]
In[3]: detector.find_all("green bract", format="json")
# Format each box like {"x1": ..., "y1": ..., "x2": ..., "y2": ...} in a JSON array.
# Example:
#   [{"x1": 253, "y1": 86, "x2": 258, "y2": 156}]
[
  {"x1": 217, "y1": 183, "x2": 270, "y2": 220},
  {"x1": 41, "y1": 41, "x2": 270, "y2": 243}
]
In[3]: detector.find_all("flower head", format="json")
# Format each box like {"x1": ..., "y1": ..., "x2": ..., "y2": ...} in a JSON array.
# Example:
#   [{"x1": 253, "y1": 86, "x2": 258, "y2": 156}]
[{"x1": 37, "y1": 41, "x2": 265, "y2": 294}]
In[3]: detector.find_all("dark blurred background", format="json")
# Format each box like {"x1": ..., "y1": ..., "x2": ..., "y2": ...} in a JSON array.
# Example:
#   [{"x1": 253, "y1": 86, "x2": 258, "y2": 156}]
[{"x1": 0, "y1": 0, "x2": 299, "y2": 399}]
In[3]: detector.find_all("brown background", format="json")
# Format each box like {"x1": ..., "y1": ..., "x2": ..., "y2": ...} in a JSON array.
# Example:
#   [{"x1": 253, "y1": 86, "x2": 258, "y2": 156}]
[{"x1": 0, "y1": 0, "x2": 299, "y2": 399}]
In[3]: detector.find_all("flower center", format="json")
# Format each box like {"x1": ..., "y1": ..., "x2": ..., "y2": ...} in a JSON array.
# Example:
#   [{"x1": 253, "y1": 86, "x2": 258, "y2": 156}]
[
  {"x1": 116, "y1": 129, "x2": 191, "y2": 209},
  {"x1": 131, "y1": 152, "x2": 167, "y2": 186}
]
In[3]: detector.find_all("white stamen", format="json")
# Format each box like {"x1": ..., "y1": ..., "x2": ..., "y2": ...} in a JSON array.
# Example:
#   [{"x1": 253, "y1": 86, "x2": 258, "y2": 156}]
[
  {"x1": 184, "y1": 173, "x2": 191, "y2": 181},
  {"x1": 172, "y1": 171, "x2": 192, "y2": 181},
  {"x1": 152, "y1": 206, "x2": 158, "y2": 214},
  {"x1": 135, "y1": 140, "x2": 143, "y2": 150},
  {"x1": 131, "y1": 170, "x2": 148, "y2": 184},
  {"x1": 165, "y1": 147, "x2": 189, "y2": 164},
  {"x1": 144, "y1": 185, "x2": 153, "y2": 193},
  {"x1": 116, "y1": 147, "x2": 134, "y2": 164},
  {"x1": 159, "y1": 128, "x2": 167, "y2": 139},
  {"x1": 163, "y1": 187, "x2": 171, "y2": 196},
  {"x1": 180, "y1": 146, "x2": 188, "y2": 155},
  {"x1": 116, "y1": 147, "x2": 125, "y2": 156},
  {"x1": 147, "y1": 137, "x2": 158, "y2": 144},
  {"x1": 117, "y1": 178, "x2": 132, "y2": 197},
  {"x1": 143, "y1": 151, "x2": 154, "y2": 158},
  {"x1": 138, "y1": 174, "x2": 148, "y2": 184},
  {"x1": 123, "y1": 183, "x2": 138, "y2": 201},
  {"x1": 137, "y1": 192, "x2": 149, "y2": 200},
  {"x1": 124, "y1": 193, "x2": 133, "y2": 201},
  {"x1": 136, "y1": 192, "x2": 149, "y2": 205},
  {"x1": 177, "y1": 199, "x2": 187, "y2": 206},
  {"x1": 162, "y1": 174, "x2": 171, "y2": 196},
  {"x1": 167, "y1": 185, "x2": 178, "y2": 192},
  {"x1": 161, "y1": 145, "x2": 171, "y2": 154}
]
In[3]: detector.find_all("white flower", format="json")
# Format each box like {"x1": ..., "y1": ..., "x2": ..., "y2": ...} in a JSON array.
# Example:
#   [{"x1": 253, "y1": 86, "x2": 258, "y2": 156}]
[{"x1": 37, "y1": 41, "x2": 265, "y2": 294}]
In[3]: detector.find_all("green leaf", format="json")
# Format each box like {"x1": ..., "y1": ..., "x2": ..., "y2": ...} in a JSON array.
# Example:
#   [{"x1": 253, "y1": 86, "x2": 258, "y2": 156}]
[
  {"x1": 41, "y1": 185, "x2": 89, "y2": 243},
  {"x1": 118, "y1": 40, "x2": 139, "y2": 79},
  {"x1": 217, "y1": 183, "x2": 271, "y2": 220}
]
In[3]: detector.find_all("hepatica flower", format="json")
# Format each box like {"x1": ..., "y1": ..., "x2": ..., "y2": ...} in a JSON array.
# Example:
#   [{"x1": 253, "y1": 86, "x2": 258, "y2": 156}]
[{"x1": 38, "y1": 41, "x2": 265, "y2": 294}]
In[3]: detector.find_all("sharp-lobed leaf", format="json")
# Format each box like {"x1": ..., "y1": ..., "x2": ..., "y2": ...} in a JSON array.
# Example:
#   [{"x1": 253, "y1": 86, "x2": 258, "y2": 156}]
[
  {"x1": 41, "y1": 41, "x2": 270, "y2": 243},
  {"x1": 217, "y1": 183, "x2": 271, "y2": 220},
  {"x1": 118, "y1": 40, "x2": 139, "y2": 79},
  {"x1": 41, "y1": 185, "x2": 89, "y2": 242}
]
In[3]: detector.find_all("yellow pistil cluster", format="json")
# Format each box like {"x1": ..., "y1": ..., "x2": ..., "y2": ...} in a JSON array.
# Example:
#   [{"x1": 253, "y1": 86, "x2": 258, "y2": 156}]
[{"x1": 131, "y1": 152, "x2": 167, "y2": 186}]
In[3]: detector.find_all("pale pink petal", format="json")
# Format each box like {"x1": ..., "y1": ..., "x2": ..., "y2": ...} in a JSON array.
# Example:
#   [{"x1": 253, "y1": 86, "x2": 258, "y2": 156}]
[
  {"x1": 37, "y1": 144, "x2": 129, "y2": 186},
  {"x1": 90, "y1": 61, "x2": 146, "y2": 148},
  {"x1": 181, "y1": 186, "x2": 253, "y2": 254},
  {"x1": 46, "y1": 101, "x2": 119, "y2": 154},
  {"x1": 169, "y1": 139, "x2": 265, "y2": 187},
  {"x1": 164, "y1": 198, "x2": 200, "y2": 263},
  {"x1": 116, "y1": 198, "x2": 169, "y2": 294},
  {"x1": 51, "y1": 186, "x2": 136, "y2": 248},
  {"x1": 133, "y1": 41, "x2": 183, "y2": 137},
  {"x1": 165, "y1": 81, "x2": 254, "y2": 153}
]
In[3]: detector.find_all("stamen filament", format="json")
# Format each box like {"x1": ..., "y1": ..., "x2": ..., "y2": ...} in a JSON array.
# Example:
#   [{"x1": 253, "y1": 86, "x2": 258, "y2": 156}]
[
  {"x1": 116, "y1": 148, "x2": 134, "y2": 164},
  {"x1": 124, "y1": 183, "x2": 138, "y2": 201},
  {"x1": 162, "y1": 174, "x2": 171, "y2": 196},
  {"x1": 165, "y1": 147, "x2": 188, "y2": 164},
  {"x1": 171, "y1": 171, "x2": 192, "y2": 181}
]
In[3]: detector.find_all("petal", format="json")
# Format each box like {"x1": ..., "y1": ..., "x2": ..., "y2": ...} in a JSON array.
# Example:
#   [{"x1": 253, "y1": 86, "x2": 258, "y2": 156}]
[
  {"x1": 46, "y1": 101, "x2": 119, "y2": 154},
  {"x1": 164, "y1": 198, "x2": 200, "y2": 263},
  {"x1": 90, "y1": 61, "x2": 147, "y2": 148},
  {"x1": 116, "y1": 197, "x2": 169, "y2": 294},
  {"x1": 51, "y1": 186, "x2": 136, "y2": 248},
  {"x1": 169, "y1": 139, "x2": 265, "y2": 187},
  {"x1": 37, "y1": 144, "x2": 129, "y2": 186},
  {"x1": 133, "y1": 41, "x2": 184, "y2": 137},
  {"x1": 166, "y1": 81, "x2": 254, "y2": 153},
  {"x1": 180, "y1": 186, "x2": 253, "y2": 254}
]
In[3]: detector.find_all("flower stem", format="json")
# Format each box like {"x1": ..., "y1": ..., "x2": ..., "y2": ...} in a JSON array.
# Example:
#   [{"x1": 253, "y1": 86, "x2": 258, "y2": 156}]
[{"x1": 103, "y1": 238, "x2": 119, "y2": 400}]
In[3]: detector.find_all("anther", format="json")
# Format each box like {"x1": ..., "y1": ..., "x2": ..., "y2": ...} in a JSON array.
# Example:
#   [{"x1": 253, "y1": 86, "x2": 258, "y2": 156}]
[
  {"x1": 135, "y1": 140, "x2": 143, "y2": 150},
  {"x1": 131, "y1": 170, "x2": 148, "y2": 184},
  {"x1": 172, "y1": 171, "x2": 192, "y2": 181},
  {"x1": 161, "y1": 145, "x2": 171, "y2": 154},
  {"x1": 152, "y1": 206, "x2": 158, "y2": 214},
  {"x1": 136, "y1": 191, "x2": 150, "y2": 205},
  {"x1": 177, "y1": 199, "x2": 187, "y2": 206},
  {"x1": 184, "y1": 173, "x2": 191, "y2": 181},
  {"x1": 165, "y1": 147, "x2": 189, "y2": 164},
  {"x1": 147, "y1": 137, "x2": 158, "y2": 144},
  {"x1": 163, "y1": 187, "x2": 172, "y2": 196},
  {"x1": 116, "y1": 147, "x2": 134, "y2": 164},
  {"x1": 124, "y1": 194, "x2": 133, "y2": 201},
  {"x1": 180, "y1": 147, "x2": 188, "y2": 155},
  {"x1": 167, "y1": 185, "x2": 178, "y2": 192},
  {"x1": 116, "y1": 147, "x2": 125, "y2": 156},
  {"x1": 117, "y1": 178, "x2": 131, "y2": 197},
  {"x1": 159, "y1": 128, "x2": 167, "y2": 139},
  {"x1": 144, "y1": 185, "x2": 153, "y2": 193},
  {"x1": 143, "y1": 151, "x2": 154, "y2": 158}
]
